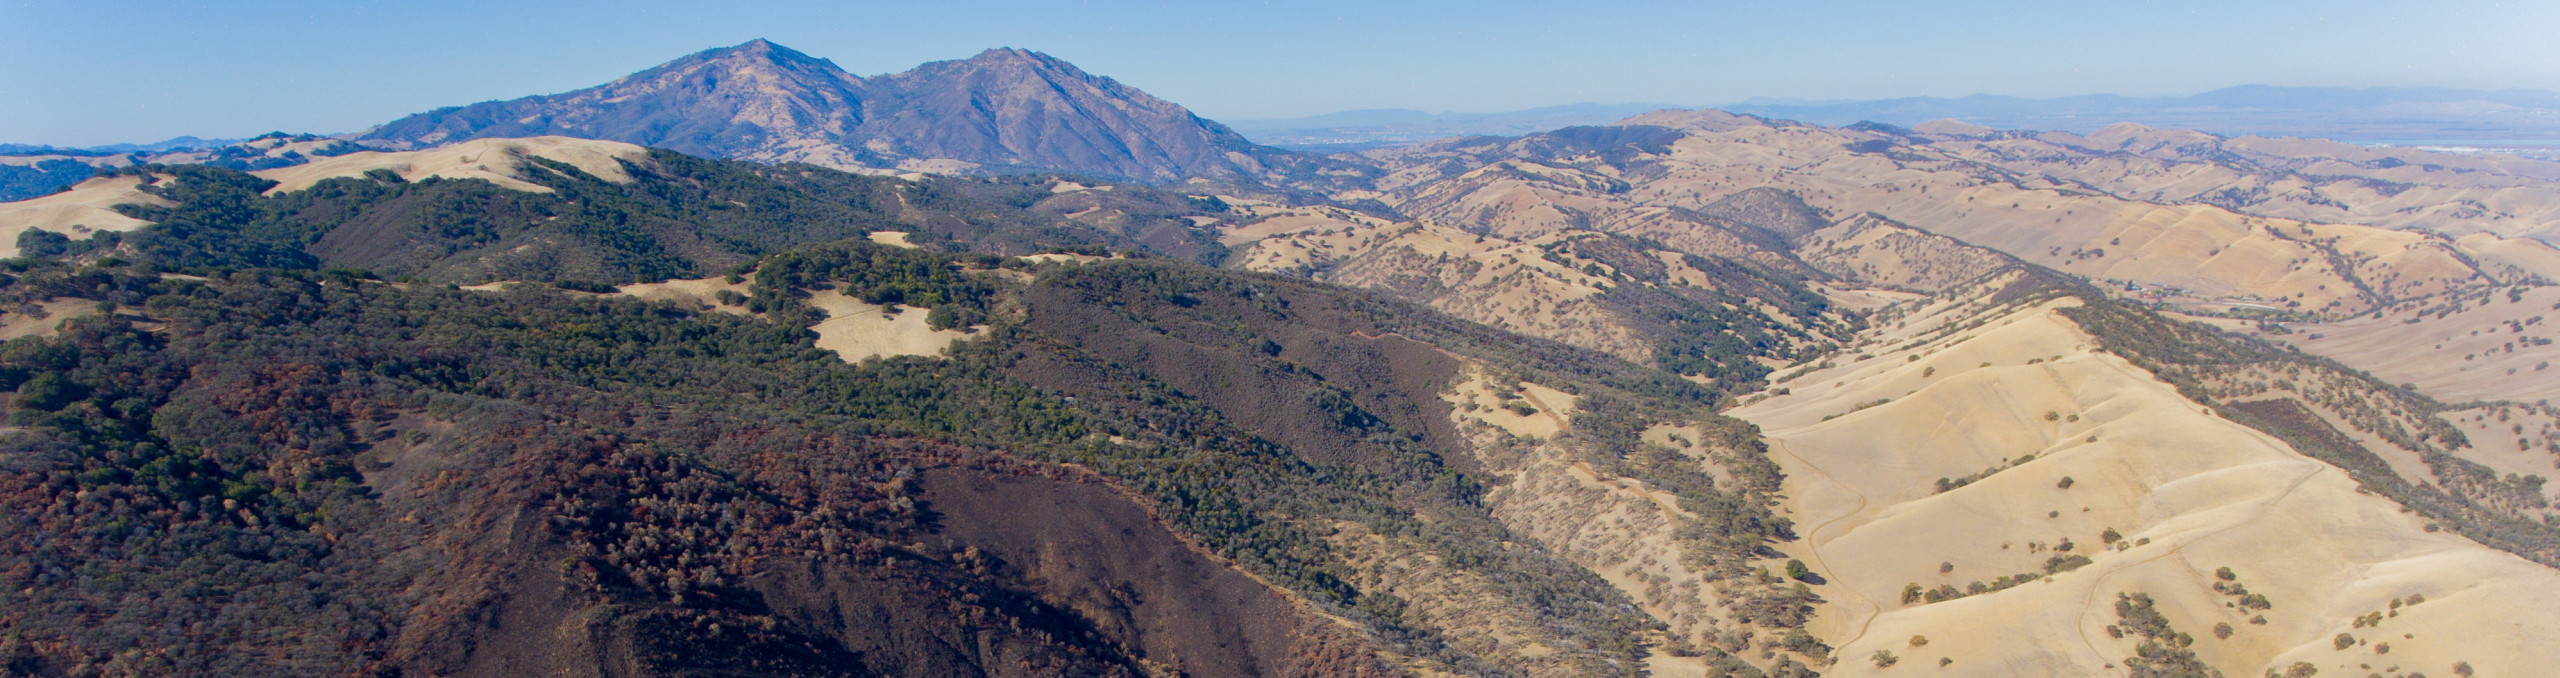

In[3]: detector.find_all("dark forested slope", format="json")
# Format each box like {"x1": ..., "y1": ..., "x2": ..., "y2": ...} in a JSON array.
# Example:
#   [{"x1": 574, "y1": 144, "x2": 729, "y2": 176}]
[
  {"x1": 60, "y1": 152, "x2": 1231, "y2": 284},
  {"x1": 0, "y1": 131, "x2": 1885, "y2": 676},
  {"x1": 0, "y1": 228, "x2": 1808, "y2": 676}
]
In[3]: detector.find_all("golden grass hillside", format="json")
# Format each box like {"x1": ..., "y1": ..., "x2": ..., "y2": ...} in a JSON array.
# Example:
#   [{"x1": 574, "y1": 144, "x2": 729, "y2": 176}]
[
  {"x1": 1353, "y1": 114, "x2": 2560, "y2": 320},
  {"x1": 251, "y1": 136, "x2": 650, "y2": 194},
  {"x1": 1731, "y1": 289, "x2": 2560, "y2": 677},
  {"x1": 2272, "y1": 285, "x2": 2560, "y2": 404},
  {"x1": 0, "y1": 175, "x2": 171, "y2": 257},
  {"x1": 1922, "y1": 122, "x2": 2560, "y2": 244}
]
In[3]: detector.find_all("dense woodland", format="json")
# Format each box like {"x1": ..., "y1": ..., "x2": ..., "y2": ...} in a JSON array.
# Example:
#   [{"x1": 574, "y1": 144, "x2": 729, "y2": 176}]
[
  {"x1": 0, "y1": 151, "x2": 1821, "y2": 675},
  {"x1": 0, "y1": 159, "x2": 92, "y2": 203},
  {"x1": 77, "y1": 152, "x2": 1231, "y2": 285}
]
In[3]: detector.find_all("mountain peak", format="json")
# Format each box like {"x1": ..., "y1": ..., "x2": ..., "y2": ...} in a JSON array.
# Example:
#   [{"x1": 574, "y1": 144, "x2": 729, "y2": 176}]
[
  {"x1": 685, "y1": 38, "x2": 835, "y2": 71},
  {"x1": 367, "y1": 43, "x2": 1306, "y2": 181},
  {"x1": 967, "y1": 46, "x2": 1048, "y2": 63},
  {"x1": 915, "y1": 47, "x2": 1088, "y2": 79}
]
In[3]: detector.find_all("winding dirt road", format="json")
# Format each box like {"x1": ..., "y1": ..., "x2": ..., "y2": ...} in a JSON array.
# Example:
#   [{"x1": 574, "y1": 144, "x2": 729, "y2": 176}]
[{"x1": 1767, "y1": 438, "x2": 1882, "y2": 657}]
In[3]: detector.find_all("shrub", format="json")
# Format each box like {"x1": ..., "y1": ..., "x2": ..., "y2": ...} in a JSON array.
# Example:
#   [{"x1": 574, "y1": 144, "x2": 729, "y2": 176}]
[
  {"x1": 2334, "y1": 632, "x2": 2355, "y2": 650},
  {"x1": 13, "y1": 372, "x2": 85, "y2": 411},
  {"x1": 1908, "y1": 634, "x2": 1928, "y2": 647},
  {"x1": 1869, "y1": 649, "x2": 1899, "y2": 667}
]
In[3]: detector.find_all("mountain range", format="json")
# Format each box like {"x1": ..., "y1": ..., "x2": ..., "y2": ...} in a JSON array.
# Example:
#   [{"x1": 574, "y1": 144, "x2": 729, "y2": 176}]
[
  {"x1": 6, "y1": 38, "x2": 2560, "y2": 678},
  {"x1": 1720, "y1": 85, "x2": 2560, "y2": 148},
  {"x1": 364, "y1": 40, "x2": 1311, "y2": 183},
  {"x1": 1226, "y1": 86, "x2": 2560, "y2": 153},
  {"x1": 1224, "y1": 103, "x2": 1679, "y2": 151}
]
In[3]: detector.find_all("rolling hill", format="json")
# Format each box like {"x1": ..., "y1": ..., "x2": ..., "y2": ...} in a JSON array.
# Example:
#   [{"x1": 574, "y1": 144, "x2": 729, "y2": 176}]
[
  {"x1": 8, "y1": 38, "x2": 2560, "y2": 677},
  {"x1": 0, "y1": 137, "x2": 1873, "y2": 676}
]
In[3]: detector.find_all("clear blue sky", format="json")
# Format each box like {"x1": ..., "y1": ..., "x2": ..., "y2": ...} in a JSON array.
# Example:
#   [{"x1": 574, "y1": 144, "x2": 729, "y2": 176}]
[{"x1": 4, "y1": 0, "x2": 2556, "y2": 146}]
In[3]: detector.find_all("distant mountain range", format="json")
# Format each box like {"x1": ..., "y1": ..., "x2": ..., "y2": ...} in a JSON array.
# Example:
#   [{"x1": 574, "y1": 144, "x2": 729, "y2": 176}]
[
  {"x1": 1718, "y1": 85, "x2": 2560, "y2": 148},
  {"x1": 362, "y1": 40, "x2": 1314, "y2": 182},
  {"x1": 1224, "y1": 103, "x2": 1677, "y2": 151},
  {"x1": 17, "y1": 44, "x2": 2560, "y2": 179},
  {"x1": 1227, "y1": 86, "x2": 2560, "y2": 154},
  {"x1": 0, "y1": 136, "x2": 249, "y2": 156}
]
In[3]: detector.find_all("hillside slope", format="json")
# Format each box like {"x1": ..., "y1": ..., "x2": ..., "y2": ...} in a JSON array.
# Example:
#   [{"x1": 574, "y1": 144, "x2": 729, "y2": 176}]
[
  {"x1": 1733, "y1": 274, "x2": 2560, "y2": 677},
  {"x1": 1357, "y1": 114, "x2": 2560, "y2": 321},
  {"x1": 0, "y1": 141, "x2": 1239, "y2": 280},
  {"x1": 0, "y1": 152, "x2": 1849, "y2": 676}
]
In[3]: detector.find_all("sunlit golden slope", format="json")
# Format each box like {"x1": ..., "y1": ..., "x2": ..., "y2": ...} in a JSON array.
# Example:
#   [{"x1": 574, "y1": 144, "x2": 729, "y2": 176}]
[{"x1": 1734, "y1": 284, "x2": 2560, "y2": 677}]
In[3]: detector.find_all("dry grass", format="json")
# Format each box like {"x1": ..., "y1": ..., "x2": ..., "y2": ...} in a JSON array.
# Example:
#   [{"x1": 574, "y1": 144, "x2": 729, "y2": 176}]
[
  {"x1": 252, "y1": 137, "x2": 650, "y2": 194},
  {"x1": 1733, "y1": 296, "x2": 2560, "y2": 676},
  {"x1": 866, "y1": 231, "x2": 916, "y2": 249},
  {"x1": 0, "y1": 176, "x2": 171, "y2": 256},
  {"x1": 802, "y1": 288, "x2": 981, "y2": 362},
  {"x1": 612, "y1": 276, "x2": 754, "y2": 315},
  {"x1": 0, "y1": 299, "x2": 100, "y2": 341}
]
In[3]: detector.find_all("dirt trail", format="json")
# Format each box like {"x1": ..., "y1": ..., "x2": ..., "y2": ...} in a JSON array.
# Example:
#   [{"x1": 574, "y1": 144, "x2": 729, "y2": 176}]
[
  {"x1": 2064, "y1": 461, "x2": 2328, "y2": 676},
  {"x1": 1768, "y1": 439, "x2": 1881, "y2": 652},
  {"x1": 1513, "y1": 384, "x2": 1574, "y2": 433}
]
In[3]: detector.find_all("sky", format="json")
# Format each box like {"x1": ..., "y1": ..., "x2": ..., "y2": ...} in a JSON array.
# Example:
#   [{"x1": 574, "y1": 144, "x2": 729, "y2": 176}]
[{"x1": 4, "y1": 0, "x2": 2557, "y2": 146}]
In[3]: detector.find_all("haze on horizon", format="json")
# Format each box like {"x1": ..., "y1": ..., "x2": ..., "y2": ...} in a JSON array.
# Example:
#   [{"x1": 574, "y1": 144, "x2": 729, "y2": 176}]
[{"x1": 4, "y1": 0, "x2": 2556, "y2": 147}]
